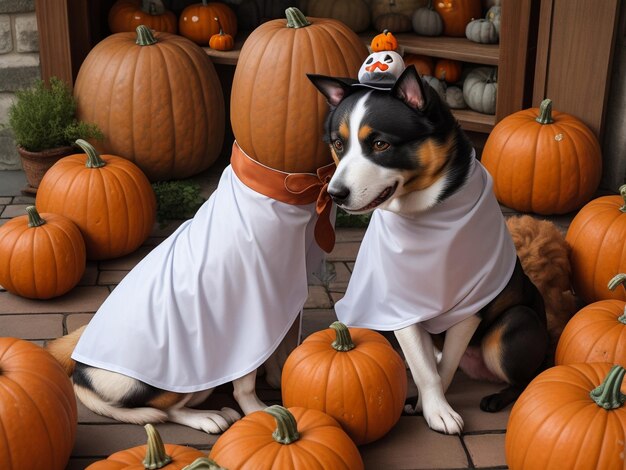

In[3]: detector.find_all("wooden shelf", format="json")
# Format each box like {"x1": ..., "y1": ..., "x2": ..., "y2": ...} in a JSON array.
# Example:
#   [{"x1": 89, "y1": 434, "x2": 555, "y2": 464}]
[
  {"x1": 451, "y1": 109, "x2": 496, "y2": 133},
  {"x1": 202, "y1": 36, "x2": 246, "y2": 65},
  {"x1": 360, "y1": 33, "x2": 500, "y2": 65}
]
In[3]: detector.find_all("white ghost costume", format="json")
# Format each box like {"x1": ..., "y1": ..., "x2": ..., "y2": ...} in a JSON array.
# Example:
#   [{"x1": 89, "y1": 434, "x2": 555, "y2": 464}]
[
  {"x1": 72, "y1": 142, "x2": 334, "y2": 393},
  {"x1": 334, "y1": 156, "x2": 517, "y2": 335}
]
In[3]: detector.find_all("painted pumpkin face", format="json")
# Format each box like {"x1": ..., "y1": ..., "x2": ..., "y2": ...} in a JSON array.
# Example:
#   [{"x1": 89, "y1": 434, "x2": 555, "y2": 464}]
[{"x1": 358, "y1": 51, "x2": 405, "y2": 88}]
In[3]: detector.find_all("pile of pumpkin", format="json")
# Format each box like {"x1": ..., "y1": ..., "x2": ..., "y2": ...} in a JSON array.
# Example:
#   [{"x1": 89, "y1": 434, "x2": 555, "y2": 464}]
[{"x1": 475, "y1": 95, "x2": 626, "y2": 468}]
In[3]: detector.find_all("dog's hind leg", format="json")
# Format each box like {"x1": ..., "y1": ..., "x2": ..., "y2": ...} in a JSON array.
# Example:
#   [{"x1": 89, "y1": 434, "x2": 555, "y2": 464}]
[
  {"x1": 233, "y1": 369, "x2": 267, "y2": 414},
  {"x1": 480, "y1": 305, "x2": 549, "y2": 412},
  {"x1": 395, "y1": 323, "x2": 464, "y2": 435}
]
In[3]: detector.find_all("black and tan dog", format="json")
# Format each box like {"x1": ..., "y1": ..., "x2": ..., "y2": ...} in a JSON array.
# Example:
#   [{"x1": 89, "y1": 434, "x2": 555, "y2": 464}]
[{"x1": 308, "y1": 66, "x2": 550, "y2": 435}]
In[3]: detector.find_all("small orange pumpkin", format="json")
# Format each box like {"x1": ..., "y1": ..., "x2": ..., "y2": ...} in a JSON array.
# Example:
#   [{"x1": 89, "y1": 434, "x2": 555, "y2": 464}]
[
  {"x1": 434, "y1": 58, "x2": 462, "y2": 82},
  {"x1": 403, "y1": 53, "x2": 434, "y2": 76},
  {"x1": 481, "y1": 99, "x2": 602, "y2": 215},
  {"x1": 555, "y1": 274, "x2": 626, "y2": 367},
  {"x1": 566, "y1": 186, "x2": 626, "y2": 303},
  {"x1": 371, "y1": 29, "x2": 399, "y2": 51},
  {"x1": 108, "y1": 0, "x2": 177, "y2": 33},
  {"x1": 0, "y1": 337, "x2": 78, "y2": 470},
  {"x1": 86, "y1": 424, "x2": 208, "y2": 469},
  {"x1": 0, "y1": 206, "x2": 86, "y2": 299},
  {"x1": 209, "y1": 17, "x2": 235, "y2": 51},
  {"x1": 179, "y1": 1, "x2": 237, "y2": 46},
  {"x1": 36, "y1": 139, "x2": 156, "y2": 261},
  {"x1": 281, "y1": 322, "x2": 407, "y2": 445},
  {"x1": 210, "y1": 405, "x2": 364, "y2": 470},
  {"x1": 434, "y1": 0, "x2": 482, "y2": 37},
  {"x1": 505, "y1": 363, "x2": 626, "y2": 470}
]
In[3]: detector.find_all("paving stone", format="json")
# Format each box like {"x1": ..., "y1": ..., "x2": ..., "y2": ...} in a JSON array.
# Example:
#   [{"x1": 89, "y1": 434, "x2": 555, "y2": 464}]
[
  {"x1": 0, "y1": 286, "x2": 109, "y2": 314},
  {"x1": 330, "y1": 291, "x2": 345, "y2": 304},
  {"x1": 301, "y1": 308, "x2": 337, "y2": 339},
  {"x1": 98, "y1": 270, "x2": 128, "y2": 285},
  {"x1": 360, "y1": 416, "x2": 469, "y2": 469},
  {"x1": 304, "y1": 285, "x2": 332, "y2": 309},
  {"x1": 77, "y1": 262, "x2": 99, "y2": 286},
  {"x1": 66, "y1": 313, "x2": 93, "y2": 332},
  {"x1": 1, "y1": 202, "x2": 28, "y2": 217},
  {"x1": 143, "y1": 236, "x2": 165, "y2": 247},
  {"x1": 0, "y1": 197, "x2": 11, "y2": 204},
  {"x1": 11, "y1": 194, "x2": 35, "y2": 204},
  {"x1": 0, "y1": 15, "x2": 11, "y2": 54},
  {"x1": 98, "y1": 246, "x2": 153, "y2": 271},
  {"x1": 463, "y1": 433, "x2": 507, "y2": 468},
  {"x1": 336, "y1": 227, "x2": 367, "y2": 242},
  {"x1": 0, "y1": 313, "x2": 63, "y2": 339},
  {"x1": 327, "y1": 241, "x2": 361, "y2": 261},
  {"x1": 332, "y1": 262, "x2": 352, "y2": 282},
  {"x1": 347, "y1": 261, "x2": 355, "y2": 272}
]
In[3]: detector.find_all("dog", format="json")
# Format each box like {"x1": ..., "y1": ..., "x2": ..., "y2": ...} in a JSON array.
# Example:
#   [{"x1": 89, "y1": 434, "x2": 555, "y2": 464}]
[{"x1": 308, "y1": 64, "x2": 553, "y2": 435}]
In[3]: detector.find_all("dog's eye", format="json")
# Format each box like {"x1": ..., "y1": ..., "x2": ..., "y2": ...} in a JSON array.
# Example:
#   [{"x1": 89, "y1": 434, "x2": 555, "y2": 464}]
[
  {"x1": 373, "y1": 141, "x2": 390, "y2": 151},
  {"x1": 332, "y1": 140, "x2": 344, "y2": 152}
]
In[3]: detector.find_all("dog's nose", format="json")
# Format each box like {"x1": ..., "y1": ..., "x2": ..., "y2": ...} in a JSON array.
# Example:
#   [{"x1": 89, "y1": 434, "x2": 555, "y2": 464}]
[{"x1": 328, "y1": 184, "x2": 350, "y2": 205}]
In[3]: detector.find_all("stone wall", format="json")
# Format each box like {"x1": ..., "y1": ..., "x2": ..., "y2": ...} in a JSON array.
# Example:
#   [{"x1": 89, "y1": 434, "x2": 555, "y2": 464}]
[{"x1": 0, "y1": 0, "x2": 39, "y2": 170}]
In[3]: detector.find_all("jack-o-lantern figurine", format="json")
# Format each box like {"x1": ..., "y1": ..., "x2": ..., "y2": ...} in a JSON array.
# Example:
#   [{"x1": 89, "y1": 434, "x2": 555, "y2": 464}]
[{"x1": 358, "y1": 51, "x2": 406, "y2": 88}]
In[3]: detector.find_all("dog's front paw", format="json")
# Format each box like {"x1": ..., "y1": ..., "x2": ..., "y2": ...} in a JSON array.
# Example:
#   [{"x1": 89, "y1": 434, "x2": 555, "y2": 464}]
[{"x1": 422, "y1": 399, "x2": 464, "y2": 435}]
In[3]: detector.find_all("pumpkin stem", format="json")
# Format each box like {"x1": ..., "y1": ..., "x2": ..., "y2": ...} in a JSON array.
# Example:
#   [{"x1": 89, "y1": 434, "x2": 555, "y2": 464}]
[
  {"x1": 618, "y1": 185, "x2": 626, "y2": 212},
  {"x1": 264, "y1": 405, "x2": 300, "y2": 445},
  {"x1": 26, "y1": 206, "x2": 46, "y2": 228},
  {"x1": 136, "y1": 25, "x2": 158, "y2": 46},
  {"x1": 75, "y1": 139, "x2": 106, "y2": 169},
  {"x1": 426, "y1": 0, "x2": 434, "y2": 9},
  {"x1": 214, "y1": 17, "x2": 224, "y2": 35},
  {"x1": 608, "y1": 274, "x2": 626, "y2": 323},
  {"x1": 142, "y1": 424, "x2": 173, "y2": 469},
  {"x1": 536, "y1": 99, "x2": 554, "y2": 124},
  {"x1": 285, "y1": 7, "x2": 311, "y2": 29},
  {"x1": 590, "y1": 365, "x2": 626, "y2": 410},
  {"x1": 182, "y1": 457, "x2": 226, "y2": 470},
  {"x1": 330, "y1": 321, "x2": 356, "y2": 352}
]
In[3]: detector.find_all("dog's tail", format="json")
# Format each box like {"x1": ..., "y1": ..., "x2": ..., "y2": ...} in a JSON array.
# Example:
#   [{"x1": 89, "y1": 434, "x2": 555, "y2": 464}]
[
  {"x1": 506, "y1": 215, "x2": 578, "y2": 345},
  {"x1": 45, "y1": 325, "x2": 86, "y2": 376}
]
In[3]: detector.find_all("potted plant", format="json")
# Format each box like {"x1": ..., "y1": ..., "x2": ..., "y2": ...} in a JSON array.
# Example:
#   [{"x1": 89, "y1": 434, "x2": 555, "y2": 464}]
[{"x1": 7, "y1": 77, "x2": 102, "y2": 194}]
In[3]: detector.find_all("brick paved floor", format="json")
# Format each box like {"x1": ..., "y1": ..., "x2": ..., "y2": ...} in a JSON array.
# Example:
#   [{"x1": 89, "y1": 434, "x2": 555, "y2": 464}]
[{"x1": 0, "y1": 167, "x2": 574, "y2": 470}]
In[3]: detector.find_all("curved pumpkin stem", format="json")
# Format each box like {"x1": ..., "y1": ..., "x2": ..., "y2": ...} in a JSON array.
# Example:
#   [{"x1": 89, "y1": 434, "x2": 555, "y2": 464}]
[
  {"x1": 608, "y1": 273, "x2": 626, "y2": 324},
  {"x1": 142, "y1": 424, "x2": 173, "y2": 469},
  {"x1": 618, "y1": 185, "x2": 626, "y2": 212},
  {"x1": 330, "y1": 321, "x2": 356, "y2": 352},
  {"x1": 536, "y1": 99, "x2": 554, "y2": 125},
  {"x1": 136, "y1": 25, "x2": 158, "y2": 46},
  {"x1": 26, "y1": 206, "x2": 46, "y2": 228},
  {"x1": 285, "y1": 7, "x2": 311, "y2": 29},
  {"x1": 214, "y1": 17, "x2": 224, "y2": 36},
  {"x1": 264, "y1": 405, "x2": 300, "y2": 445},
  {"x1": 75, "y1": 139, "x2": 106, "y2": 169},
  {"x1": 590, "y1": 365, "x2": 626, "y2": 410},
  {"x1": 182, "y1": 457, "x2": 226, "y2": 470}
]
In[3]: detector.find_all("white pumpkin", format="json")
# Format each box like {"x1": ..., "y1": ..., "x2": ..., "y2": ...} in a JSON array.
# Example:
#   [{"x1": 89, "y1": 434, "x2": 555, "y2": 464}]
[
  {"x1": 445, "y1": 85, "x2": 466, "y2": 109},
  {"x1": 412, "y1": 0, "x2": 443, "y2": 36},
  {"x1": 486, "y1": 4, "x2": 501, "y2": 35},
  {"x1": 422, "y1": 74, "x2": 445, "y2": 101},
  {"x1": 463, "y1": 66, "x2": 497, "y2": 114},
  {"x1": 465, "y1": 18, "x2": 498, "y2": 43}
]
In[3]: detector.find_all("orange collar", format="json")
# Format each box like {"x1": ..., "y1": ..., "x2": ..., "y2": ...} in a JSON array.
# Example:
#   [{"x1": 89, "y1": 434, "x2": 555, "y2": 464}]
[{"x1": 230, "y1": 142, "x2": 336, "y2": 253}]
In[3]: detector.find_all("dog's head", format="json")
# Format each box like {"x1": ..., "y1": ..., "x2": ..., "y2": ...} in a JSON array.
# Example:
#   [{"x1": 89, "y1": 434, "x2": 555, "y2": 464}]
[{"x1": 308, "y1": 66, "x2": 458, "y2": 214}]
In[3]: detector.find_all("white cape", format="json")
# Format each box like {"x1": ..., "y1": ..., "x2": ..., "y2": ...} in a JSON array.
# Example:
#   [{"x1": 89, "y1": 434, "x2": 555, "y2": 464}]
[
  {"x1": 335, "y1": 159, "x2": 516, "y2": 334},
  {"x1": 72, "y1": 165, "x2": 324, "y2": 392}
]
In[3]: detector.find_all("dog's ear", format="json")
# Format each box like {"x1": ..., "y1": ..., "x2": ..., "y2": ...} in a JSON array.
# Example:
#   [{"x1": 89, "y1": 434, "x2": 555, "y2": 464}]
[
  {"x1": 307, "y1": 74, "x2": 354, "y2": 107},
  {"x1": 391, "y1": 65, "x2": 427, "y2": 111}
]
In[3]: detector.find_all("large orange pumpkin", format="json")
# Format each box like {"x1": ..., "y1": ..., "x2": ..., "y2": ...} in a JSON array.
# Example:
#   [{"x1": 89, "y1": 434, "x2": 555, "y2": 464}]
[
  {"x1": 555, "y1": 274, "x2": 626, "y2": 367},
  {"x1": 210, "y1": 405, "x2": 364, "y2": 469},
  {"x1": 0, "y1": 337, "x2": 77, "y2": 470},
  {"x1": 74, "y1": 25, "x2": 225, "y2": 181},
  {"x1": 179, "y1": 1, "x2": 237, "y2": 46},
  {"x1": 505, "y1": 363, "x2": 626, "y2": 470},
  {"x1": 0, "y1": 206, "x2": 85, "y2": 299},
  {"x1": 87, "y1": 424, "x2": 207, "y2": 469},
  {"x1": 36, "y1": 140, "x2": 156, "y2": 261},
  {"x1": 481, "y1": 98, "x2": 602, "y2": 215},
  {"x1": 230, "y1": 7, "x2": 367, "y2": 173},
  {"x1": 565, "y1": 186, "x2": 626, "y2": 303},
  {"x1": 281, "y1": 322, "x2": 407, "y2": 445},
  {"x1": 108, "y1": 0, "x2": 177, "y2": 33},
  {"x1": 434, "y1": 0, "x2": 482, "y2": 37}
]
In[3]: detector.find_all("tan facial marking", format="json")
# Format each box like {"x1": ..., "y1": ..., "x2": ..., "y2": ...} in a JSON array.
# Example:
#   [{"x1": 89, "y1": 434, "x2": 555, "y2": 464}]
[
  {"x1": 147, "y1": 391, "x2": 186, "y2": 410},
  {"x1": 339, "y1": 120, "x2": 350, "y2": 141},
  {"x1": 330, "y1": 148, "x2": 340, "y2": 165},
  {"x1": 358, "y1": 125, "x2": 372, "y2": 142},
  {"x1": 403, "y1": 135, "x2": 456, "y2": 191}
]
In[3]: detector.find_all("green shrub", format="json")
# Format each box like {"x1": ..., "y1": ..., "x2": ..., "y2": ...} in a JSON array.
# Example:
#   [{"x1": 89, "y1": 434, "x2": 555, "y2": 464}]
[
  {"x1": 335, "y1": 208, "x2": 371, "y2": 228},
  {"x1": 7, "y1": 77, "x2": 102, "y2": 152},
  {"x1": 152, "y1": 180, "x2": 205, "y2": 225}
]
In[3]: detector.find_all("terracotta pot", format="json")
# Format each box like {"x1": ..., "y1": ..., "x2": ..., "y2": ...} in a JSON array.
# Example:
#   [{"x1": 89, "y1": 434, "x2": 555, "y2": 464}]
[{"x1": 17, "y1": 145, "x2": 74, "y2": 193}]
